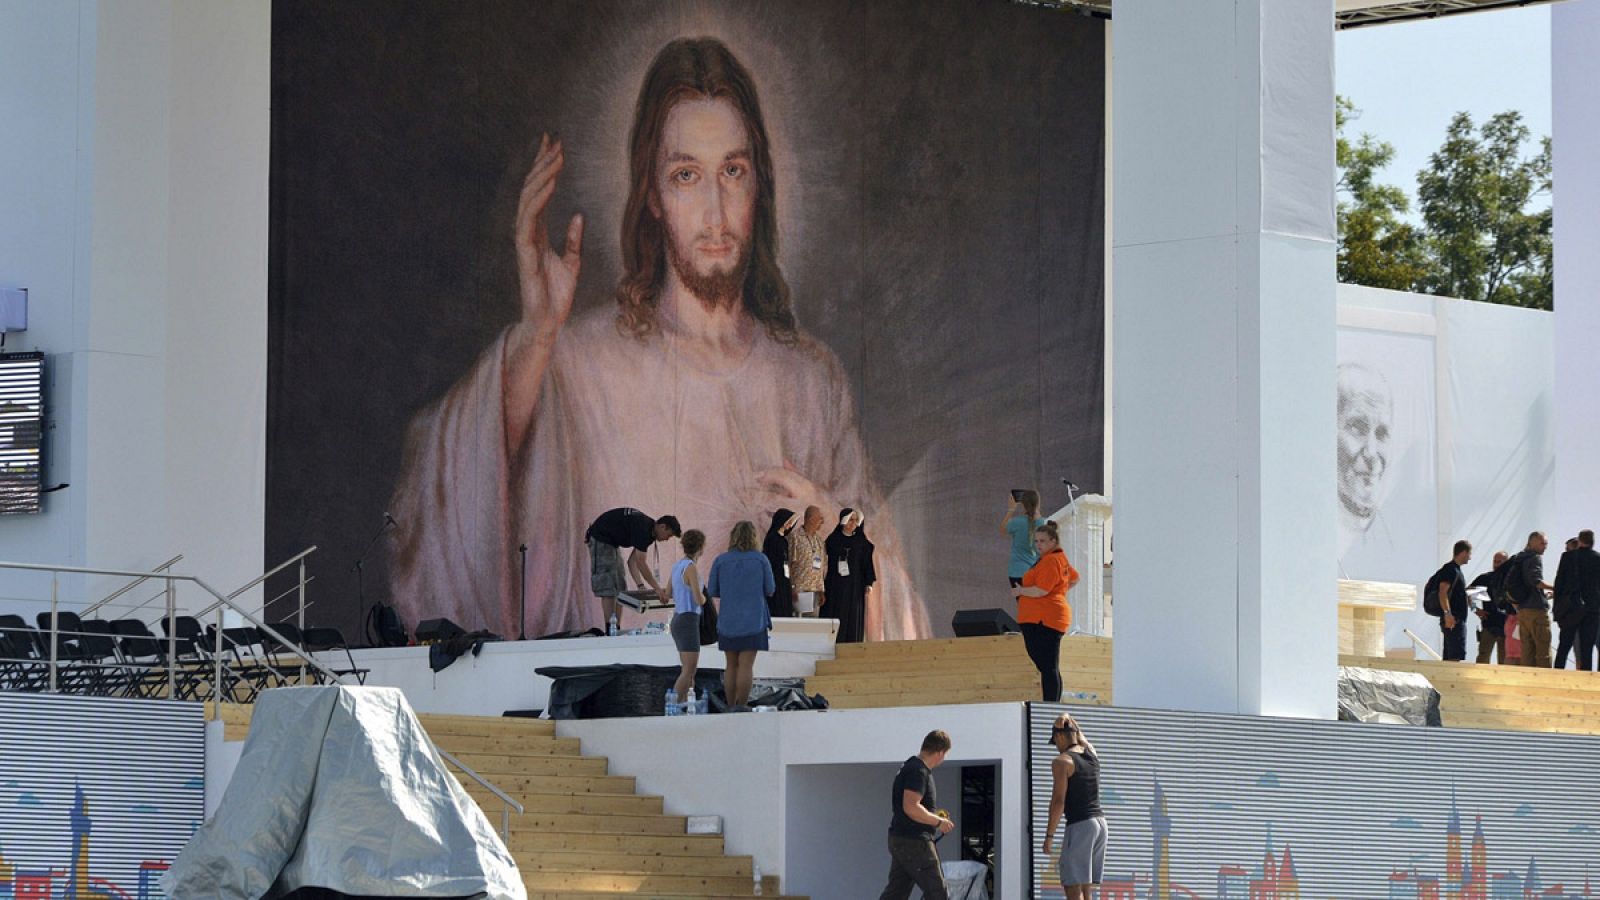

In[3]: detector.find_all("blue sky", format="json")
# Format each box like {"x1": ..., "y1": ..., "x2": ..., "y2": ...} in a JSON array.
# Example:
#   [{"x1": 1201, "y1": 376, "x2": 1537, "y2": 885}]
[{"x1": 1336, "y1": 6, "x2": 1552, "y2": 214}]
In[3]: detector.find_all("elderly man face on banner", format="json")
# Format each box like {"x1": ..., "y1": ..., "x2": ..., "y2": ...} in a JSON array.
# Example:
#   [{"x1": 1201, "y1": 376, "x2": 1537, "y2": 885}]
[{"x1": 1336, "y1": 362, "x2": 1394, "y2": 531}]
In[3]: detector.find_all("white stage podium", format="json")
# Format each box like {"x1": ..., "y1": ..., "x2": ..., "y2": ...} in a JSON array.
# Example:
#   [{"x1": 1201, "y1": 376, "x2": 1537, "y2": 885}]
[{"x1": 1048, "y1": 493, "x2": 1112, "y2": 636}]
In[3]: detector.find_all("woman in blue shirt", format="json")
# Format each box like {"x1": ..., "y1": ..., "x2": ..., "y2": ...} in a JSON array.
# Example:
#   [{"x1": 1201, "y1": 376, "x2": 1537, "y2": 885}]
[
  {"x1": 1003, "y1": 489, "x2": 1047, "y2": 587},
  {"x1": 708, "y1": 520, "x2": 776, "y2": 712},
  {"x1": 670, "y1": 529, "x2": 707, "y2": 701}
]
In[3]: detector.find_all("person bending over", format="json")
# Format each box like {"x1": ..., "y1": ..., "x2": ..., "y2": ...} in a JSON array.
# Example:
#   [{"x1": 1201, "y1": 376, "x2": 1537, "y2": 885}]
[
  {"x1": 1470, "y1": 551, "x2": 1509, "y2": 664},
  {"x1": 584, "y1": 507, "x2": 680, "y2": 629},
  {"x1": 1012, "y1": 521, "x2": 1080, "y2": 701}
]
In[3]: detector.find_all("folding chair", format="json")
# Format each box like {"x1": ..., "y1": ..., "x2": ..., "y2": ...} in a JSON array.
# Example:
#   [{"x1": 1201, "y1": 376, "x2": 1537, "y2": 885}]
[
  {"x1": 0, "y1": 615, "x2": 46, "y2": 692},
  {"x1": 303, "y1": 626, "x2": 370, "y2": 685},
  {"x1": 112, "y1": 619, "x2": 177, "y2": 699},
  {"x1": 34, "y1": 611, "x2": 89, "y2": 693},
  {"x1": 76, "y1": 619, "x2": 127, "y2": 697},
  {"x1": 259, "y1": 622, "x2": 324, "y2": 685}
]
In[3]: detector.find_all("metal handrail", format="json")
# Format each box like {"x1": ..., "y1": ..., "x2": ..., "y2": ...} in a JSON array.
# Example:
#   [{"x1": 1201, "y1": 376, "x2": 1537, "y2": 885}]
[
  {"x1": 193, "y1": 546, "x2": 320, "y2": 618},
  {"x1": 438, "y1": 746, "x2": 524, "y2": 839},
  {"x1": 0, "y1": 559, "x2": 343, "y2": 690},
  {"x1": 79, "y1": 554, "x2": 183, "y2": 618},
  {"x1": 1403, "y1": 628, "x2": 1443, "y2": 661}
]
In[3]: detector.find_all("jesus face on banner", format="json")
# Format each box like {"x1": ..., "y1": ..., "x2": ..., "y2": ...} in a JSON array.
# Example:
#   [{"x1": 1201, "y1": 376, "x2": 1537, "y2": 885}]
[{"x1": 386, "y1": 37, "x2": 927, "y2": 641}]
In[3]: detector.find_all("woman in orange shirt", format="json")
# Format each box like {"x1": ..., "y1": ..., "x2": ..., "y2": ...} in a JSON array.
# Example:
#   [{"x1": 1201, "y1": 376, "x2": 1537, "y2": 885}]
[{"x1": 1010, "y1": 520, "x2": 1080, "y2": 701}]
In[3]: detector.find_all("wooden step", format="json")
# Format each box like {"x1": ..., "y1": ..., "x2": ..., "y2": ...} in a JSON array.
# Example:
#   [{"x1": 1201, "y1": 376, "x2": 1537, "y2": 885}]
[
  {"x1": 455, "y1": 772, "x2": 637, "y2": 795},
  {"x1": 448, "y1": 753, "x2": 608, "y2": 777},
  {"x1": 419, "y1": 713, "x2": 557, "y2": 737},
  {"x1": 509, "y1": 831, "x2": 726, "y2": 856},
  {"x1": 834, "y1": 634, "x2": 1110, "y2": 659},
  {"x1": 507, "y1": 812, "x2": 689, "y2": 836},
  {"x1": 517, "y1": 850, "x2": 752, "y2": 877},
  {"x1": 435, "y1": 734, "x2": 583, "y2": 756},
  {"x1": 521, "y1": 870, "x2": 759, "y2": 893},
  {"x1": 824, "y1": 686, "x2": 1109, "y2": 709},
  {"x1": 462, "y1": 787, "x2": 663, "y2": 816},
  {"x1": 813, "y1": 654, "x2": 1109, "y2": 677}
]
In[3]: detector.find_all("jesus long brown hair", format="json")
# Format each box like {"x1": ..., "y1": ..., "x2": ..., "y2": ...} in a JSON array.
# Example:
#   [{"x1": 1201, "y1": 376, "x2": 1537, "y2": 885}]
[{"x1": 615, "y1": 37, "x2": 796, "y2": 343}]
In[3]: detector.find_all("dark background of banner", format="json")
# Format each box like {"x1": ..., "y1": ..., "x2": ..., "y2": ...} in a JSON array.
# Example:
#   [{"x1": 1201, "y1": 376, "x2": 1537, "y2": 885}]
[{"x1": 266, "y1": 0, "x2": 1104, "y2": 640}]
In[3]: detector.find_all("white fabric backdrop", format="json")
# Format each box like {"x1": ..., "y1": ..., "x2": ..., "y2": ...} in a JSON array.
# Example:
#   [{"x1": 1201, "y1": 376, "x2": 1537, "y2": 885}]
[{"x1": 1336, "y1": 285, "x2": 1554, "y2": 652}]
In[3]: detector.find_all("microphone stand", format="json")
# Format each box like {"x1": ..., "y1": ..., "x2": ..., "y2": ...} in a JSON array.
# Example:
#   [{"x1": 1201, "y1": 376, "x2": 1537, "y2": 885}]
[
  {"x1": 354, "y1": 517, "x2": 395, "y2": 647},
  {"x1": 518, "y1": 543, "x2": 529, "y2": 641}
]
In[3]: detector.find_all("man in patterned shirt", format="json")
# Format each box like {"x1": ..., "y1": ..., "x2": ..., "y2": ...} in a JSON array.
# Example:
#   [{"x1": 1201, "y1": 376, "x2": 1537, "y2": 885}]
[{"x1": 788, "y1": 505, "x2": 828, "y2": 617}]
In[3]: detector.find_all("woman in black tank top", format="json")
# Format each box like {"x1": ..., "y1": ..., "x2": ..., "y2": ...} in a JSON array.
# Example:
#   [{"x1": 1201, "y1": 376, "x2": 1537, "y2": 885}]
[{"x1": 1043, "y1": 713, "x2": 1108, "y2": 899}]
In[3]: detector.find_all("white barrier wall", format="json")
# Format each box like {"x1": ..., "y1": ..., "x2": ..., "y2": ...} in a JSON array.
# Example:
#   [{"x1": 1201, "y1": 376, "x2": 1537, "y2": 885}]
[
  {"x1": 1029, "y1": 703, "x2": 1600, "y2": 898},
  {"x1": 1336, "y1": 284, "x2": 1554, "y2": 652}
]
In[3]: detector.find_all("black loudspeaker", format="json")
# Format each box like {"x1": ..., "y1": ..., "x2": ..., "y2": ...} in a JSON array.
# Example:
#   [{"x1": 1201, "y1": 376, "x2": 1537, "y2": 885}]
[
  {"x1": 951, "y1": 608, "x2": 1020, "y2": 637},
  {"x1": 415, "y1": 617, "x2": 466, "y2": 643}
]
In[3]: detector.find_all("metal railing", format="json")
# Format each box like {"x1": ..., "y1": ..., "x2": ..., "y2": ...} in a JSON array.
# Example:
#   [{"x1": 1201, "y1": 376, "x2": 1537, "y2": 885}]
[
  {"x1": 0, "y1": 554, "x2": 523, "y2": 837},
  {"x1": 438, "y1": 747, "x2": 524, "y2": 839},
  {"x1": 0, "y1": 557, "x2": 340, "y2": 699}
]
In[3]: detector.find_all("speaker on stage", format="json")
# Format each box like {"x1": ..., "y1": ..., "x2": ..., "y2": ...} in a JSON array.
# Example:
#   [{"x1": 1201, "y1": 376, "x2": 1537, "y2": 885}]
[
  {"x1": 951, "y1": 608, "x2": 1020, "y2": 637},
  {"x1": 415, "y1": 617, "x2": 466, "y2": 643}
]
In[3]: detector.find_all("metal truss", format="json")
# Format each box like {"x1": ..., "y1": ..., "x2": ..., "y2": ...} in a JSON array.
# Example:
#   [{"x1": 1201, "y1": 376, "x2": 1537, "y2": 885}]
[{"x1": 1011, "y1": 0, "x2": 1558, "y2": 30}]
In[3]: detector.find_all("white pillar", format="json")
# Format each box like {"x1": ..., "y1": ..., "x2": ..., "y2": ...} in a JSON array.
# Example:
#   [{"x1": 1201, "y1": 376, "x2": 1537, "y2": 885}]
[
  {"x1": 1553, "y1": 1, "x2": 1600, "y2": 544},
  {"x1": 1111, "y1": 1, "x2": 1337, "y2": 717},
  {"x1": 1048, "y1": 495, "x2": 1112, "y2": 637}
]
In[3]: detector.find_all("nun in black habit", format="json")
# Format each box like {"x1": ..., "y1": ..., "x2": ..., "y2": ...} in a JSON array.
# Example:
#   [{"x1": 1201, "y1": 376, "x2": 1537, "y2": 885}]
[
  {"x1": 763, "y1": 508, "x2": 799, "y2": 619},
  {"x1": 824, "y1": 508, "x2": 877, "y2": 643}
]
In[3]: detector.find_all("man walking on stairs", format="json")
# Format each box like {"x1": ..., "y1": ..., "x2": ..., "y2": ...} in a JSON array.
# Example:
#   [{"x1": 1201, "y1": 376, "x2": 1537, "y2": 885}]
[{"x1": 879, "y1": 730, "x2": 955, "y2": 900}]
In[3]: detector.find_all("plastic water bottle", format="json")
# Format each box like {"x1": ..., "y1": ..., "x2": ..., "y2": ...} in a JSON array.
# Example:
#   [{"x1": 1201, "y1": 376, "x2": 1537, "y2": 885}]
[
  {"x1": 753, "y1": 863, "x2": 763, "y2": 896},
  {"x1": 665, "y1": 688, "x2": 679, "y2": 716},
  {"x1": 608, "y1": 612, "x2": 618, "y2": 636},
  {"x1": 685, "y1": 687, "x2": 698, "y2": 715},
  {"x1": 698, "y1": 692, "x2": 709, "y2": 715}
]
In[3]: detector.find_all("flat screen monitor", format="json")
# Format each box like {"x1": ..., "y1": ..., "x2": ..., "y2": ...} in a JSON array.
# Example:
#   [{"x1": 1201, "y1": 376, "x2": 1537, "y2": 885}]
[{"x1": 0, "y1": 351, "x2": 45, "y2": 515}]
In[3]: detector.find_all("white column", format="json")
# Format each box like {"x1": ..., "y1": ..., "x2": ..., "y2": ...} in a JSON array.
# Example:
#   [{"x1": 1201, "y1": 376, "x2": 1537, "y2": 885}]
[
  {"x1": 1111, "y1": 1, "x2": 1337, "y2": 717},
  {"x1": 1553, "y1": 1, "x2": 1600, "y2": 544}
]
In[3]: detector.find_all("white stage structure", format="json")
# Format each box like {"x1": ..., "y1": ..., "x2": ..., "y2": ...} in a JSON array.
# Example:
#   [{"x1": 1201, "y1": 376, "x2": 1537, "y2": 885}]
[
  {"x1": 1112, "y1": 1, "x2": 1338, "y2": 718},
  {"x1": 1554, "y1": 0, "x2": 1600, "y2": 546}
]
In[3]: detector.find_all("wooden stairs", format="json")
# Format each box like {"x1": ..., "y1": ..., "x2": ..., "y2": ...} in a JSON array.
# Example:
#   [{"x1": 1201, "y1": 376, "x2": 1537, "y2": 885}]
[
  {"x1": 803, "y1": 633, "x2": 1112, "y2": 709},
  {"x1": 211, "y1": 704, "x2": 803, "y2": 899},
  {"x1": 1343, "y1": 654, "x2": 1600, "y2": 736}
]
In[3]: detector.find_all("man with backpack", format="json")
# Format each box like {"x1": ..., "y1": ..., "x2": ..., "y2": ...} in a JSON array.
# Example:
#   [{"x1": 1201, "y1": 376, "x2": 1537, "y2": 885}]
[
  {"x1": 1426, "y1": 541, "x2": 1473, "y2": 661},
  {"x1": 1470, "y1": 552, "x2": 1510, "y2": 664},
  {"x1": 1505, "y1": 532, "x2": 1555, "y2": 668}
]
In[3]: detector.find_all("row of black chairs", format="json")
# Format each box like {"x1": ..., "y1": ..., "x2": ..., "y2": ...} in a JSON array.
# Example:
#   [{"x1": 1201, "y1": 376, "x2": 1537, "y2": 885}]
[{"x1": 0, "y1": 611, "x2": 367, "y2": 701}]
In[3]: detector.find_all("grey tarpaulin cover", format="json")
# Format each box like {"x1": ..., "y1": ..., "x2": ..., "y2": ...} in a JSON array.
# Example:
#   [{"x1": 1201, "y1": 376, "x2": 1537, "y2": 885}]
[
  {"x1": 1337, "y1": 666, "x2": 1442, "y2": 726},
  {"x1": 163, "y1": 686, "x2": 526, "y2": 900}
]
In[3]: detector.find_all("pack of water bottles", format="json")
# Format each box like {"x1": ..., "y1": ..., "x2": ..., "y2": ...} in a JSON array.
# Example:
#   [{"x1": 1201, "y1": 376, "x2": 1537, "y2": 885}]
[{"x1": 664, "y1": 687, "x2": 709, "y2": 716}]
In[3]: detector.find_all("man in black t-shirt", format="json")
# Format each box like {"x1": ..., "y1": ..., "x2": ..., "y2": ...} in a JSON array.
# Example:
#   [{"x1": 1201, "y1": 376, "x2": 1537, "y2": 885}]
[
  {"x1": 1427, "y1": 540, "x2": 1472, "y2": 661},
  {"x1": 879, "y1": 730, "x2": 954, "y2": 900},
  {"x1": 584, "y1": 508, "x2": 681, "y2": 627},
  {"x1": 1470, "y1": 551, "x2": 1509, "y2": 664}
]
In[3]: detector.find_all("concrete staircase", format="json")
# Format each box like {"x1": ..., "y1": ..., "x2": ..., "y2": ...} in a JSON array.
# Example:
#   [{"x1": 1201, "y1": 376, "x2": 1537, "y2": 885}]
[
  {"x1": 1343, "y1": 654, "x2": 1600, "y2": 736},
  {"x1": 804, "y1": 633, "x2": 1112, "y2": 709},
  {"x1": 213, "y1": 705, "x2": 802, "y2": 899}
]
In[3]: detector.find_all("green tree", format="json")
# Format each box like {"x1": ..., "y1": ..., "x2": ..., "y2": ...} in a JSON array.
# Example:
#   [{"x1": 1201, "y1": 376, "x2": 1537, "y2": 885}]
[
  {"x1": 1415, "y1": 111, "x2": 1552, "y2": 309},
  {"x1": 1337, "y1": 97, "x2": 1429, "y2": 292}
]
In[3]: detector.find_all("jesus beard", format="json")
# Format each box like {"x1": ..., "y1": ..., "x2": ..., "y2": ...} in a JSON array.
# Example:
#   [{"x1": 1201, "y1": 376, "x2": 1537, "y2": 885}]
[{"x1": 666, "y1": 231, "x2": 751, "y2": 312}]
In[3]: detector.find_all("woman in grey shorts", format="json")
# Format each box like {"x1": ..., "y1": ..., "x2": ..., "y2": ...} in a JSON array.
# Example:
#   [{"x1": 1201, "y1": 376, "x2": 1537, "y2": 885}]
[
  {"x1": 669, "y1": 530, "x2": 707, "y2": 701},
  {"x1": 1042, "y1": 712, "x2": 1106, "y2": 899}
]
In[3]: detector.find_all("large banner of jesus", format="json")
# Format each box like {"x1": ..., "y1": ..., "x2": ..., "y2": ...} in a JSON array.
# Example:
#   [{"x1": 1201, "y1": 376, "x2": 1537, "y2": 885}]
[{"x1": 267, "y1": 0, "x2": 1105, "y2": 642}]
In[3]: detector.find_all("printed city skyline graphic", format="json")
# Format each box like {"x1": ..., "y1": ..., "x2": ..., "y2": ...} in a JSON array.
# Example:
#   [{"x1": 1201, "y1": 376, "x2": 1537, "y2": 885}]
[
  {"x1": 1042, "y1": 778, "x2": 1597, "y2": 899},
  {"x1": 0, "y1": 782, "x2": 180, "y2": 900}
]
